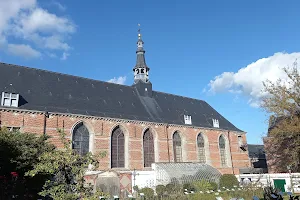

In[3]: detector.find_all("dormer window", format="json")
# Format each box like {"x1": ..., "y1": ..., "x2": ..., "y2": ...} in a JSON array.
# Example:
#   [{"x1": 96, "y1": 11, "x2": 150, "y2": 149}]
[
  {"x1": 1, "y1": 92, "x2": 19, "y2": 107},
  {"x1": 212, "y1": 119, "x2": 219, "y2": 128},
  {"x1": 184, "y1": 115, "x2": 192, "y2": 125}
]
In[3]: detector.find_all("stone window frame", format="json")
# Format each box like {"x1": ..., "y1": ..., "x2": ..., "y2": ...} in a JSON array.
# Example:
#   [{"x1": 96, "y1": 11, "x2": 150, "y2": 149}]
[
  {"x1": 109, "y1": 124, "x2": 129, "y2": 170},
  {"x1": 142, "y1": 127, "x2": 155, "y2": 168},
  {"x1": 172, "y1": 131, "x2": 187, "y2": 163},
  {"x1": 70, "y1": 121, "x2": 95, "y2": 155},
  {"x1": 218, "y1": 133, "x2": 233, "y2": 168},
  {"x1": 196, "y1": 132, "x2": 210, "y2": 164}
]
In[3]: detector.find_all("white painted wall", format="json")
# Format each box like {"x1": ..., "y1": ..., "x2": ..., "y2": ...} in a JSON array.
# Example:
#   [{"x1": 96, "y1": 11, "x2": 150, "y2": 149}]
[
  {"x1": 132, "y1": 170, "x2": 156, "y2": 190},
  {"x1": 237, "y1": 173, "x2": 300, "y2": 192}
]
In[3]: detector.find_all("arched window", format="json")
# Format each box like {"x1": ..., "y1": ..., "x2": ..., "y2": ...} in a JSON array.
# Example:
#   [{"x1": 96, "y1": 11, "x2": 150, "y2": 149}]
[
  {"x1": 197, "y1": 133, "x2": 206, "y2": 163},
  {"x1": 111, "y1": 126, "x2": 125, "y2": 168},
  {"x1": 173, "y1": 131, "x2": 182, "y2": 162},
  {"x1": 72, "y1": 122, "x2": 90, "y2": 156},
  {"x1": 219, "y1": 135, "x2": 227, "y2": 166},
  {"x1": 143, "y1": 128, "x2": 154, "y2": 167}
]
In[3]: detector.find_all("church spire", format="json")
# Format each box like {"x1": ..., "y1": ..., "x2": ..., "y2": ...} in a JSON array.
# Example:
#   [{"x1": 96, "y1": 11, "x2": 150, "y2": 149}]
[{"x1": 133, "y1": 24, "x2": 150, "y2": 84}]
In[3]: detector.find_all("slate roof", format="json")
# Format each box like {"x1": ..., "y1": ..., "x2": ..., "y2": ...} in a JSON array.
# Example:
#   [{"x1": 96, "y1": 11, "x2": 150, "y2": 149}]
[
  {"x1": 0, "y1": 62, "x2": 243, "y2": 132},
  {"x1": 247, "y1": 144, "x2": 266, "y2": 159}
]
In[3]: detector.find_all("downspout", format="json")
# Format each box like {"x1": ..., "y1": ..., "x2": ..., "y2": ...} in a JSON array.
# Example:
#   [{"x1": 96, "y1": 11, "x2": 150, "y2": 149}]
[
  {"x1": 43, "y1": 111, "x2": 49, "y2": 136},
  {"x1": 228, "y1": 131, "x2": 235, "y2": 174},
  {"x1": 0, "y1": 110, "x2": 2, "y2": 128},
  {"x1": 166, "y1": 124, "x2": 170, "y2": 162}
]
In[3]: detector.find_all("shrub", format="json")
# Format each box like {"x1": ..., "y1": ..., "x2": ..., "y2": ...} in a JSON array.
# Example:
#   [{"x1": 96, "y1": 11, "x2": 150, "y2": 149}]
[
  {"x1": 0, "y1": 129, "x2": 55, "y2": 199},
  {"x1": 209, "y1": 181, "x2": 218, "y2": 191},
  {"x1": 183, "y1": 183, "x2": 195, "y2": 191},
  {"x1": 133, "y1": 185, "x2": 139, "y2": 193},
  {"x1": 166, "y1": 183, "x2": 175, "y2": 194},
  {"x1": 219, "y1": 174, "x2": 239, "y2": 189},
  {"x1": 139, "y1": 187, "x2": 154, "y2": 198},
  {"x1": 155, "y1": 184, "x2": 165, "y2": 197},
  {"x1": 192, "y1": 180, "x2": 213, "y2": 192}
]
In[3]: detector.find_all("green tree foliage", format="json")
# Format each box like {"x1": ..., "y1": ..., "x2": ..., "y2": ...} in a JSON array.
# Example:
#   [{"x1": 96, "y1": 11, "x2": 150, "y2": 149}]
[
  {"x1": 0, "y1": 128, "x2": 55, "y2": 199},
  {"x1": 219, "y1": 174, "x2": 239, "y2": 189},
  {"x1": 182, "y1": 183, "x2": 194, "y2": 191},
  {"x1": 155, "y1": 185, "x2": 166, "y2": 197},
  {"x1": 209, "y1": 181, "x2": 218, "y2": 191},
  {"x1": 139, "y1": 187, "x2": 154, "y2": 198},
  {"x1": 192, "y1": 180, "x2": 214, "y2": 192},
  {"x1": 26, "y1": 129, "x2": 107, "y2": 200},
  {"x1": 261, "y1": 62, "x2": 300, "y2": 172}
]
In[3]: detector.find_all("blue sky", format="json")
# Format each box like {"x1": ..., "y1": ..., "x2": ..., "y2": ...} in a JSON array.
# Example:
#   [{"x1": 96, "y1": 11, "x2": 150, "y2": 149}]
[{"x1": 1, "y1": 0, "x2": 300, "y2": 144}]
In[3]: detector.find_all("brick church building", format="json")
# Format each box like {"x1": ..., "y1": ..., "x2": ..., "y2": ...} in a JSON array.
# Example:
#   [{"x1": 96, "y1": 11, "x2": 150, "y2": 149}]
[{"x1": 0, "y1": 31, "x2": 250, "y2": 189}]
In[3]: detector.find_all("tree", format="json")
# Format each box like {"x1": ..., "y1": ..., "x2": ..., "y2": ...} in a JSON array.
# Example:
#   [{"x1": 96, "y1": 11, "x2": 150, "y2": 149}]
[
  {"x1": 0, "y1": 127, "x2": 55, "y2": 199},
  {"x1": 219, "y1": 174, "x2": 239, "y2": 189},
  {"x1": 26, "y1": 129, "x2": 107, "y2": 200},
  {"x1": 261, "y1": 61, "x2": 300, "y2": 172}
]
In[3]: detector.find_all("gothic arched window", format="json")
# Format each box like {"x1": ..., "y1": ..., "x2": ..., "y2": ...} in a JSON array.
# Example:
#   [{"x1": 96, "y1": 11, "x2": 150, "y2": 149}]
[
  {"x1": 72, "y1": 122, "x2": 90, "y2": 156},
  {"x1": 197, "y1": 133, "x2": 206, "y2": 163},
  {"x1": 173, "y1": 131, "x2": 182, "y2": 162},
  {"x1": 143, "y1": 128, "x2": 154, "y2": 167},
  {"x1": 219, "y1": 135, "x2": 227, "y2": 166},
  {"x1": 111, "y1": 126, "x2": 125, "y2": 168}
]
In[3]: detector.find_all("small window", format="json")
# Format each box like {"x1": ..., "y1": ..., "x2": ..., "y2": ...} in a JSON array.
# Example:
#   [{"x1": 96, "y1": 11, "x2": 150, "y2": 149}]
[
  {"x1": 238, "y1": 135, "x2": 243, "y2": 146},
  {"x1": 1, "y1": 92, "x2": 19, "y2": 107},
  {"x1": 184, "y1": 115, "x2": 192, "y2": 125},
  {"x1": 212, "y1": 119, "x2": 219, "y2": 128}
]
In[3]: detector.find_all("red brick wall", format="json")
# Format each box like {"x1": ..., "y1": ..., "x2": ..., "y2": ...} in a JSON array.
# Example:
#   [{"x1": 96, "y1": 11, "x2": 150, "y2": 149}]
[{"x1": 0, "y1": 110, "x2": 250, "y2": 174}]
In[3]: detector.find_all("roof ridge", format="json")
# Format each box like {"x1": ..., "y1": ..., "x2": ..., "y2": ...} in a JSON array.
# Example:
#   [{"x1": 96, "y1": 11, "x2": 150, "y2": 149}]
[
  {"x1": 0, "y1": 62, "x2": 134, "y2": 89},
  {"x1": 153, "y1": 90, "x2": 205, "y2": 102}
]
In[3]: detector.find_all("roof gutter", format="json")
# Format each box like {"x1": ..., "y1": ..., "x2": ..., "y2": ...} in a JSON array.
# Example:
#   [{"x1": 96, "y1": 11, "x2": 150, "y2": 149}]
[{"x1": 166, "y1": 124, "x2": 170, "y2": 162}]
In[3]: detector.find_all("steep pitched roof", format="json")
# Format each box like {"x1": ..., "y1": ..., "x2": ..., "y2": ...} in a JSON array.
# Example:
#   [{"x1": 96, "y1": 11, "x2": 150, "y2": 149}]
[{"x1": 0, "y1": 62, "x2": 243, "y2": 132}]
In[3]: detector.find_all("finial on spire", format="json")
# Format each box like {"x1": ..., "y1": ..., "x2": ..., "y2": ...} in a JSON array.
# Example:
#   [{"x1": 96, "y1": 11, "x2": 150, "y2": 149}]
[{"x1": 138, "y1": 23, "x2": 141, "y2": 39}]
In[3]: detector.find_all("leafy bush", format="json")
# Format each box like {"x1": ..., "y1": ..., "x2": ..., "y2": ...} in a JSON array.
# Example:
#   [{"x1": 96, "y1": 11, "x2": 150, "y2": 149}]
[
  {"x1": 209, "y1": 181, "x2": 218, "y2": 191},
  {"x1": 156, "y1": 184, "x2": 166, "y2": 196},
  {"x1": 188, "y1": 187, "x2": 264, "y2": 200},
  {"x1": 133, "y1": 185, "x2": 139, "y2": 193},
  {"x1": 26, "y1": 129, "x2": 107, "y2": 200},
  {"x1": 166, "y1": 183, "x2": 175, "y2": 194},
  {"x1": 219, "y1": 174, "x2": 239, "y2": 189},
  {"x1": 183, "y1": 183, "x2": 195, "y2": 191},
  {"x1": 0, "y1": 129, "x2": 55, "y2": 199},
  {"x1": 139, "y1": 187, "x2": 154, "y2": 198},
  {"x1": 192, "y1": 180, "x2": 213, "y2": 192},
  {"x1": 263, "y1": 185, "x2": 283, "y2": 200}
]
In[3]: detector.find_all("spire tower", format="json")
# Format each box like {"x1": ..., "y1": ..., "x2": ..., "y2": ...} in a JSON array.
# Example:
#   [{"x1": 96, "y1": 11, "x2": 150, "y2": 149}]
[{"x1": 133, "y1": 24, "x2": 150, "y2": 84}]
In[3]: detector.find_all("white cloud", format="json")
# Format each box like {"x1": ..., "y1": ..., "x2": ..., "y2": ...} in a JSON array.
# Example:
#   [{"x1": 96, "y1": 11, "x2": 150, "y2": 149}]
[
  {"x1": 207, "y1": 52, "x2": 300, "y2": 107},
  {"x1": 60, "y1": 52, "x2": 69, "y2": 60},
  {"x1": 7, "y1": 44, "x2": 41, "y2": 58},
  {"x1": 46, "y1": 52, "x2": 57, "y2": 58},
  {"x1": 108, "y1": 76, "x2": 127, "y2": 85},
  {"x1": 18, "y1": 8, "x2": 75, "y2": 34},
  {"x1": 51, "y1": 1, "x2": 66, "y2": 11},
  {"x1": 0, "y1": 0, "x2": 75, "y2": 59}
]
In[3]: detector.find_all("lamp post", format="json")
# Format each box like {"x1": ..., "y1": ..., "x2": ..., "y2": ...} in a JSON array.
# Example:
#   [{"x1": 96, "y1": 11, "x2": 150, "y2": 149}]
[{"x1": 132, "y1": 168, "x2": 139, "y2": 192}]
